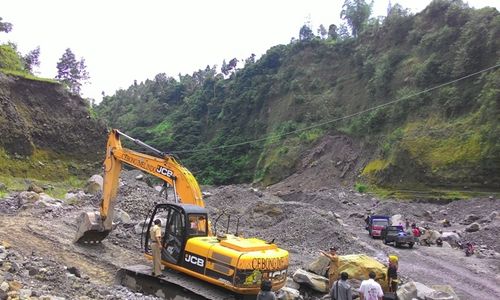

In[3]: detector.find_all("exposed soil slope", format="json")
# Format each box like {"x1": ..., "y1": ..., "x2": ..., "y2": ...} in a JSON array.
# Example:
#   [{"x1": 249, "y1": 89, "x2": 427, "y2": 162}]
[{"x1": 0, "y1": 73, "x2": 107, "y2": 177}]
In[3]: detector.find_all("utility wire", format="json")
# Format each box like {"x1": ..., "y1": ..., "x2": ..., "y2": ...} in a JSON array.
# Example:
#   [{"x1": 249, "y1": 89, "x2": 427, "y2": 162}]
[{"x1": 171, "y1": 63, "x2": 500, "y2": 154}]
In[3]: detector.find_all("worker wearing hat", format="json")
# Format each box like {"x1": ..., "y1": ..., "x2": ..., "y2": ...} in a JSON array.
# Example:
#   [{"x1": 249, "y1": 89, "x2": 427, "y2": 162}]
[{"x1": 320, "y1": 246, "x2": 340, "y2": 289}]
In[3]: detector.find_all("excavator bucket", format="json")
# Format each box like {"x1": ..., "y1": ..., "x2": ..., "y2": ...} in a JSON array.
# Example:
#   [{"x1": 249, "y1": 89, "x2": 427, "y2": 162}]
[{"x1": 75, "y1": 211, "x2": 110, "y2": 244}]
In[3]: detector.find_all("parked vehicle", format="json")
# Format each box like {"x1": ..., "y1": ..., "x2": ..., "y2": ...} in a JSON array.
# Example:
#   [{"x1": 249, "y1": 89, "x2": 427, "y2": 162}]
[
  {"x1": 366, "y1": 215, "x2": 390, "y2": 238},
  {"x1": 382, "y1": 225, "x2": 415, "y2": 248}
]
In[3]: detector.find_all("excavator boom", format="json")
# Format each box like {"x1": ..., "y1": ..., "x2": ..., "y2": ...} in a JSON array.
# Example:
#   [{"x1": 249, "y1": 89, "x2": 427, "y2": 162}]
[{"x1": 75, "y1": 129, "x2": 203, "y2": 243}]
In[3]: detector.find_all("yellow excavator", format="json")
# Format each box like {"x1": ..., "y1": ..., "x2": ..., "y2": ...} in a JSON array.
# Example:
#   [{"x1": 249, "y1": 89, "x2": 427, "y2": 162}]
[{"x1": 75, "y1": 129, "x2": 289, "y2": 298}]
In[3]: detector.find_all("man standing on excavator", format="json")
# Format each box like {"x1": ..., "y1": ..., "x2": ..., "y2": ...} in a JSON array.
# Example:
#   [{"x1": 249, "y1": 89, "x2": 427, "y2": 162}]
[{"x1": 150, "y1": 219, "x2": 163, "y2": 277}]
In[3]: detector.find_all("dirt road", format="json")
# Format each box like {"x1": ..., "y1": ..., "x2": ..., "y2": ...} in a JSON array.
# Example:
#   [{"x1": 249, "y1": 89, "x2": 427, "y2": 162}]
[{"x1": 345, "y1": 219, "x2": 500, "y2": 299}]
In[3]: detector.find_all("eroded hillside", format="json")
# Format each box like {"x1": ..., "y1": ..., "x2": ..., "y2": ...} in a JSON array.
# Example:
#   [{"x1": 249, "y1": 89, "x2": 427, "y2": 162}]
[{"x1": 0, "y1": 73, "x2": 108, "y2": 181}]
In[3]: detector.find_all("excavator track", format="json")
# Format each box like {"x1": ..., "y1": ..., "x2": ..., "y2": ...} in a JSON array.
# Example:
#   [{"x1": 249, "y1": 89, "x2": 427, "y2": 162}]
[{"x1": 116, "y1": 265, "x2": 250, "y2": 300}]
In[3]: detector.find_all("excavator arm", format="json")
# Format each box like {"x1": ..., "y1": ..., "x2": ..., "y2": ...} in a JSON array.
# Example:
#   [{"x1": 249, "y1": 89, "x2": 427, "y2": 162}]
[{"x1": 75, "y1": 129, "x2": 204, "y2": 243}]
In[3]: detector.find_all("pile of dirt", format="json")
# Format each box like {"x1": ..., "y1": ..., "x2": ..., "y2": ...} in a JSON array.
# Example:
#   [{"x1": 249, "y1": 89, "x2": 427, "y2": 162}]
[{"x1": 268, "y1": 135, "x2": 366, "y2": 192}]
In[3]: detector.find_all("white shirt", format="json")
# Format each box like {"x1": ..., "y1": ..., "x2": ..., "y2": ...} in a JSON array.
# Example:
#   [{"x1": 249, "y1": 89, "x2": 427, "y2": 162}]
[{"x1": 358, "y1": 278, "x2": 383, "y2": 300}]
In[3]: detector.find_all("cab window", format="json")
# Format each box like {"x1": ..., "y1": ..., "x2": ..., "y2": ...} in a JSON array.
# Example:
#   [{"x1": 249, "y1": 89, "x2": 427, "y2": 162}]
[{"x1": 188, "y1": 214, "x2": 207, "y2": 236}]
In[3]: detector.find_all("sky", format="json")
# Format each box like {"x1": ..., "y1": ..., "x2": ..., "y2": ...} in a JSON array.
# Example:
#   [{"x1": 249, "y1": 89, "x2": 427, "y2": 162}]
[{"x1": 1, "y1": 0, "x2": 499, "y2": 103}]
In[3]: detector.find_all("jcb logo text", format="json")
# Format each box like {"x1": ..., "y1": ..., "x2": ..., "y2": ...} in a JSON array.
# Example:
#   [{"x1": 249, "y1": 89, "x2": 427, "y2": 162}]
[
  {"x1": 156, "y1": 166, "x2": 174, "y2": 178},
  {"x1": 185, "y1": 254, "x2": 205, "y2": 267}
]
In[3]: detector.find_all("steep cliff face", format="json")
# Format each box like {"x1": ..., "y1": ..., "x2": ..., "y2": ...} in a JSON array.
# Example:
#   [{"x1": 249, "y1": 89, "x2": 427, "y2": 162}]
[{"x1": 0, "y1": 73, "x2": 108, "y2": 179}]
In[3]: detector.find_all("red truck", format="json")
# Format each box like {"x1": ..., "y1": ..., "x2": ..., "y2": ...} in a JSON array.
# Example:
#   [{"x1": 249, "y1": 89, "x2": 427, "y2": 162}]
[{"x1": 365, "y1": 215, "x2": 390, "y2": 238}]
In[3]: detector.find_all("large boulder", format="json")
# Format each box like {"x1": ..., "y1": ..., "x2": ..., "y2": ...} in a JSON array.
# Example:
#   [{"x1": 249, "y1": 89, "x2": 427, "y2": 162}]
[
  {"x1": 420, "y1": 229, "x2": 441, "y2": 244},
  {"x1": 306, "y1": 255, "x2": 330, "y2": 276},
  {"x1": 17, "y1": 191, "x2": 40, "y2": 207},
  {"x1": 134, "y1": 221, "x2": 146, "y2": 235},
  {"x1": 0, "y1": 282, "x2": 8, "y2": 292},
  {"x1": 401, "y1": 282, "x2": 454, "y2": 300},
  {"x1": 465, "y1": 222, "x2": 480, "y2": 232},
  {"x1": 277, "y1": 287, "x2": 303, "y2": 300},
  {"x1": 114, "y1": 209, "x2": 132, "y2": 224},
  {"x1": 391, "y1": 214, "x2": 403, "y2": 226},
  {"x1": 440, "y1": 232, "x2": 461, "y2": 247},
  {"x1": 460, "y1": 214, "x2": 480, "y2": 225},
  {"x1": 285, "y1": 277, "x2": 301, "y2": 290},
  {"x1": 421, "y1": 210, "x2": 434, "y2": 221},
  {"x1": 431, "y1": 285, "x2": 459, "y2": 300},
  {"x1": 34, "y1": 194, "x2": 62, "y2": 209},
  {"x1": 336, "y1": 254, "x2": 388, "y2": 291},
  {"x1": 64, "y1": 190, "x2": 87, "y2": 205},
  {"x1": 292, "y1": 269, "x2": 328, "y2": 293},
  {"x1": 425, "y1": 290, "x2": 454, "y2": 300},
  {"x1": 27, "y1": 183, "x2": 44, "y2": 194},
  {"x1": 84, "y1": 174, "x2": 103, "y2": 194}
]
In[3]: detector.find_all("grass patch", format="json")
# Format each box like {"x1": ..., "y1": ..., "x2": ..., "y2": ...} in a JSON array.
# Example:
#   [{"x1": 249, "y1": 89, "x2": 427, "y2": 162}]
[
  {"x1": 402, "y1": 116, "x2": 488, "y2": 171},
  {"x1": 361, "y1": 159, "x2": 389, "y2": 175},
  {"x1": 298, "y1": 128, "x2": 324, "y2": 143},
  {"x1": 0, "y1": 174, "x2": 85, "y2": 200},
  {"x1": 0, "y1": 175, "x2": 26, "y2": 191},
  {"x1": 0, "y1": 69, "x2": 59, "y2": 84},
  {"x1": 0, "y1": 148, "x2": 73, "y2": 181},
  {"x1": 368, "y1": 185, "x2": 476, "y2": 201},
  {"x1": 354, "y1": 182, "x2": 368, "y2": 193}
]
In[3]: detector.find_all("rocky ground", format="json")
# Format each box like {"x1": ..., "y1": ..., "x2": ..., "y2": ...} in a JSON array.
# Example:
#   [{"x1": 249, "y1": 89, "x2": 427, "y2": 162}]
[{"x1": 0, "y1": 169, "x2": 499, "y2": 300}]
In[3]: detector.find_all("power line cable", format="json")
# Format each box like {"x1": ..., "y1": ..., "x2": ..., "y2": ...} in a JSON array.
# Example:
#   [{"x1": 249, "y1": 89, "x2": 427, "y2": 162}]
[{"x1": 171, "y1": 63, "x2": 500, "y2": 154}]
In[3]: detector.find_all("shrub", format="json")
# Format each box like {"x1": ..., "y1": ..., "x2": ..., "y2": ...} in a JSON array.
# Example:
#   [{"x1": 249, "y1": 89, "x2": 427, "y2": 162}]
[{"x1": 355, "y1": 182, "x2": 368, "y2": 193}]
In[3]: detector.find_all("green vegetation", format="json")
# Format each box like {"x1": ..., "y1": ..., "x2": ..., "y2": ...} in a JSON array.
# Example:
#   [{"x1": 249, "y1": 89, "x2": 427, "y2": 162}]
[
  {"x1": 0, "y1": 174, "x2": 84, "y2": 200},
  {"x1": 0, "y1": 44, "x2": 24, "y2": 72},
  {"x1": 354, "y1": 182, "x2": 367, "y2": 193},
  {"x1": 368, "y1": 186, "x2": 473, "y2": 201},
  {"x1": 93, "y1": 1, "x2": 499, "y2": 190},
  {"x1": 0, "y1": 68, "x2": 58, "y2": 83},
  {"x1": 0, "y1": 148, "x2": 81, "y2": 182},
  {"x1": 362, "y1": 159, "x2": 389, "y2": 176}
]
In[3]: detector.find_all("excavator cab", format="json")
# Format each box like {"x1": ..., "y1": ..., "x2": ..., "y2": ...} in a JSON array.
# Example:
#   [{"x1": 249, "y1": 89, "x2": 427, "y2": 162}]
[{"x1": 143, "y1": 203, "x2": 209, "y2": 265}]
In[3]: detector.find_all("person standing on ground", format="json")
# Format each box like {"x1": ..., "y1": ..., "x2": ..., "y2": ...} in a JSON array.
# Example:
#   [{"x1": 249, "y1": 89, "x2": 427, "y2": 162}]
[
  {"x1": 412, "y1": 223, "x2": 421, "y2": 245},
  {"x1": 358, "y1": 271, "x2": 383, "y2": 300},
  {"x1": 150, "y1": 219, "x2": 163, "y2": 277},
  {"x1": 330, "y1": 272, "x2": 352, "y2": 300},
  {"x1": 256, "y1": 279, "x2": 276, "y2": 300},
  {"x1": 320, "y1": 247, "x2": 340, "y2": 289},
  {"x1": 387, "y1": 255, "x2": 398, "y2": 292}
]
